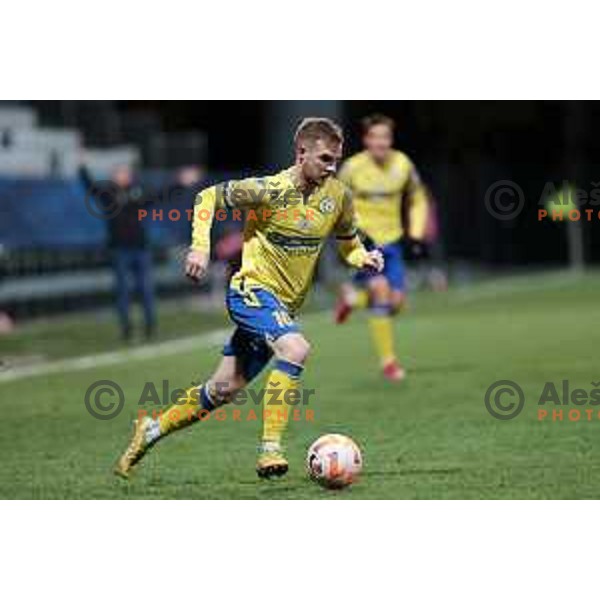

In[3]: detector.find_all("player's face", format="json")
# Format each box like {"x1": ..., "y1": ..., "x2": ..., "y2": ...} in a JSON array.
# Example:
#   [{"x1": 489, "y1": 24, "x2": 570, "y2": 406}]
[
  {"x1": 363, "y1": 123, "x2": 393, "y2": 162},
  {"x1": 299, "y1": 139, "x2": 343, "y2": 185}
]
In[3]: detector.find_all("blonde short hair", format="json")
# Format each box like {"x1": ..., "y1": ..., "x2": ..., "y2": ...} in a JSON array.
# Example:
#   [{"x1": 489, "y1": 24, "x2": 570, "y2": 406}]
[{"x1": 294, "y1": 117, "x2": 344, "y2": 149}]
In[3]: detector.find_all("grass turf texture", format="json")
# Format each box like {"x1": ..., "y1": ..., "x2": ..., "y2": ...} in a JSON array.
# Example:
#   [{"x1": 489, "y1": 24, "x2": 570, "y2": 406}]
[
  {"x1": 1, "y1": 271, "x2": 599, "y2": 499},
  {"x1": 0, "y1": 301, "x2": 229, "y2": 361}
]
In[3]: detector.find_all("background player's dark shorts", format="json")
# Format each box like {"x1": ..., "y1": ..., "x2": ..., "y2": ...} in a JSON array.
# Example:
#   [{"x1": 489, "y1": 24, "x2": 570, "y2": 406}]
[
  {"x1": 223, "y1": 283, "x2": 299, "y2": 382},
  {"x1": 353, "y1": 240, "x2": 405, "y2": 291}
]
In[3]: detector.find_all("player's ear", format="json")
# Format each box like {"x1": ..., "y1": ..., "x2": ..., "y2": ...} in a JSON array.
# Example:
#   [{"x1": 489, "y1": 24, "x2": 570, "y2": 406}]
[{"x1": 296, "y1": 142, "x2": 307, "y2": 162}]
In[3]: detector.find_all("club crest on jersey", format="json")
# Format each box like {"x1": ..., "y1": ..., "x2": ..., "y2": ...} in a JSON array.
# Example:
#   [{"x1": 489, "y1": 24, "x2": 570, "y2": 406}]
[{"x1": 319, "y1": 197, "x2": 335, "y2": 214}]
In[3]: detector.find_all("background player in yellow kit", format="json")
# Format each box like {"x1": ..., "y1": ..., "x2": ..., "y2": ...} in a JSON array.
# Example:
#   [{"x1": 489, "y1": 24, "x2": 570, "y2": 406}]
[
  {"x1": 115, "y1": 118, "x2": 383, "y2": 480},
  {"x1": 334, "y1": 114, "x2": 428, "y2": 382}
]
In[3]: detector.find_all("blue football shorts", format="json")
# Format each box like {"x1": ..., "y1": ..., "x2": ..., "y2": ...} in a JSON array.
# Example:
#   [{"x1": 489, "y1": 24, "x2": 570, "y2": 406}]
[
  {"x1": 353, "y1": 240, "x2": 405, "y2": 292},
  {"x1": 222, "y1": 281, "x2": 299, "y2": 382}
]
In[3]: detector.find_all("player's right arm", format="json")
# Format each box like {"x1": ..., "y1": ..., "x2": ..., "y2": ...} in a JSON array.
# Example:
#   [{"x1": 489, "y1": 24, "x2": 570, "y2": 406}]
[{"x1": 186, "y1": 179, "x2": 265, "y2": 281}]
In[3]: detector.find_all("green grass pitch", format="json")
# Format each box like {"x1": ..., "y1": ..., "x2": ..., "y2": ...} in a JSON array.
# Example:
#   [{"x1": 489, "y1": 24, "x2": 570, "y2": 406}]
[{"x1": 1, "y1": 272, "x2": 600, "y2": 499}]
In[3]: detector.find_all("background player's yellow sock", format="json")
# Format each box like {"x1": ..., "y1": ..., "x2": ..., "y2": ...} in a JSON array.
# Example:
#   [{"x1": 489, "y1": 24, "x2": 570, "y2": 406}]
[
  {"x1": 158, "y1": 384, "x2": 215, "y2": 436},
  {"x1": 354, "y1": 289, "x2": 369, "y2": 309},
  {"x1": 368, "y1": 305, "x2": 395, "y2": 366},
  {"x1": 262, "y1": 359, "x2": 304, "y2": 447}
]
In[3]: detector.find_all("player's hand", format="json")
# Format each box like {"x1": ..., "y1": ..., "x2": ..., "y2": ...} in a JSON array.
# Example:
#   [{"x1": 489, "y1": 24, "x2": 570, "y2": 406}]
[
  {"x1": 362, "y1": 249, "x2": 384, "y2": 273},
  {"x1": 185, "y1": 249, "x2": 209, "y2": 282},
  {"x1": 404, "y1": 238, "x2": 428, "y2": 260}
]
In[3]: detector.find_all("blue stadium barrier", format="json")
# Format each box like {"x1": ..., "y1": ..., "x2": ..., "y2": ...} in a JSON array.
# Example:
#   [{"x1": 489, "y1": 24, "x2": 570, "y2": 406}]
[
  {"x1": 0, "y1": 171, "x2": 244, "y2": 251},
  {"x1": 0, "y1": 179, "x2": 105, "y2": 249}
]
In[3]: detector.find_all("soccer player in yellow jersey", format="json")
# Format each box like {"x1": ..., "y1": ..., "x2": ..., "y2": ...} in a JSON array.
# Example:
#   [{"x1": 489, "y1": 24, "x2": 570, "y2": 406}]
[
  {"x1": 334, "y1": 114, "x2": 428, "y2": 382},
  {"x1": 115, "y1": 118, "x2": 383, "y2": 480}
]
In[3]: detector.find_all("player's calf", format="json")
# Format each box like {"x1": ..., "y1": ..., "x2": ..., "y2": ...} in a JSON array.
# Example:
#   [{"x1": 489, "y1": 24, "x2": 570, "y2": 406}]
[
  {"x1": 365, "y1": 278, "x2": 406, "y2": 381},
  {"x1": 256, "y1": 333, "x2": 309, "y2": 479}
]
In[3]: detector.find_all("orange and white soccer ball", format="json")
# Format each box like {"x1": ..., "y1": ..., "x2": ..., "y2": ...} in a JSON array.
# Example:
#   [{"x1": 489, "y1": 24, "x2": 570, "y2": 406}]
[{"x1": 306, "y1": 434, "x2": 363, "y2": 489}]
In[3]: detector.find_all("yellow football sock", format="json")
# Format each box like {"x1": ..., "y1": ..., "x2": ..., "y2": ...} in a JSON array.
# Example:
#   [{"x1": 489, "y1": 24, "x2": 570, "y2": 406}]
[
  {"x1": 353, "y1": 289, "x2": 369, "y2": 309},
  {"x1": 368, "y1": 308, "x2": 396, "y2": 367},
  {"x1": 262, "y1": 360, "x2": 304, "y2": 446},
  {"x1": 159, "y1": 384, "x2": 213, "y2": 436}
]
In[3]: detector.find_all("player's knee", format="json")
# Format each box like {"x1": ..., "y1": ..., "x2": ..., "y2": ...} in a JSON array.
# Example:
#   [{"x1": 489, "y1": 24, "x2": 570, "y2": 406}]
[
  {"x1": 369, "y1": 277, "x2": 390, "y2": 303},
  {"x1": 277, "y1": 336, "x2": 311, "y2": 365}
]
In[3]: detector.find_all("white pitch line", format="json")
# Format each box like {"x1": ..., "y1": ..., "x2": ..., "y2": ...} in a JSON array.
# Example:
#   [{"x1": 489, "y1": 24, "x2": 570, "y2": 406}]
[
  {"x1": 0, "y1": 329, "x2": 230, "y2": 384},
  {"x1": 0, "y1": 272, "x2": 586, "y2": 385}
]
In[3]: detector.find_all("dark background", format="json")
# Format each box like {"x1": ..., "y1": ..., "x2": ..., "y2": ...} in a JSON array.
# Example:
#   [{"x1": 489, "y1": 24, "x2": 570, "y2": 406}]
[
  {"x1": 99, "y1": 100, "x2": 596, "y2": 267},
  {"x1": 5, "y1": 100, "x2": 600, "y2": 274}
]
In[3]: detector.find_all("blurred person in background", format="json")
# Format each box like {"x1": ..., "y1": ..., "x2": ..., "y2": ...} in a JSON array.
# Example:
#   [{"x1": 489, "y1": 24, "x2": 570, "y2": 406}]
[
  {"x1": 0, "y1": 249, "x2": 14, "y2": 335},
  {"x1": 80, "y1": 160, "x2": 205, "y2": 341},
  {"x1": 334, "y1": 114, "x2": 429, "y2": 382},
  {"x1": 215, "y1": 225, "x2": 243, "y2": 280},
  {"x1": 79, "y1": 160, "x2": 157, "y2": 341},
  {"x1": 205, "y1": 224, "x2": 244, "y2": 308},
  {"x1": 176, "y1": 165, "x2": 204, "y2": 190},
  {"x1": 0, "y1": 313, "x2": 14, "y2": 335}
]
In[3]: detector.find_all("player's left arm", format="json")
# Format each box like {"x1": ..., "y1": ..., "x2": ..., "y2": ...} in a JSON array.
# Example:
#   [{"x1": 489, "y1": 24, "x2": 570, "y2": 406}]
[{"x1": 334, "y1": 188, "x2": 383, "y2": 272}]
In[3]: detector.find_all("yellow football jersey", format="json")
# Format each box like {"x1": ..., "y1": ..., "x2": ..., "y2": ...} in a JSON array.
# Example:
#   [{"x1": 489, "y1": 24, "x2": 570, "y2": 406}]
[
  {"x1": 191, "y1": 168, "x2": 366, "y2": 314},
  {"x1": 338, "y1": 150, "x2": 428, "y2": 246}
]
